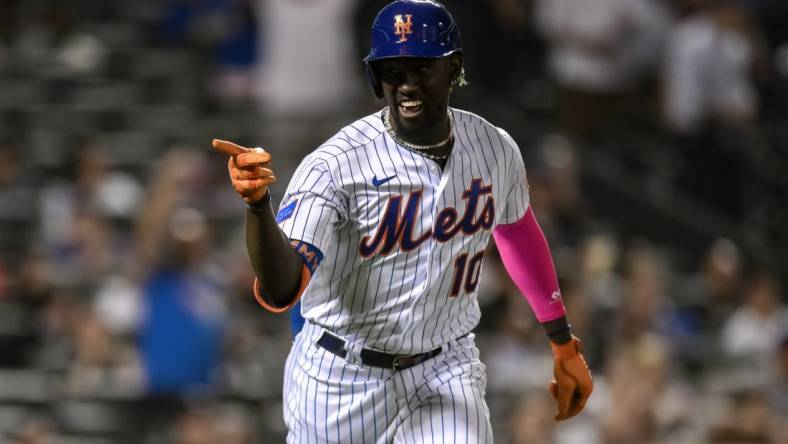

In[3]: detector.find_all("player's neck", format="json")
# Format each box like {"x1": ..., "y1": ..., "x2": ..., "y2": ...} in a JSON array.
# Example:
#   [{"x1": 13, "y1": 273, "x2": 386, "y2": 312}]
[
  {"x1": 383, "y1": 107, "x2": 455, "y2": 163},
  {"x1": 388, "y1": 108, "x2": 452, "y2": 147},
  {"x1": 395, "y1": 122, "x2": 451, "y2": 147},
  {"x1": 386, "y1": 108, "x2": 452, "y2": 145}
]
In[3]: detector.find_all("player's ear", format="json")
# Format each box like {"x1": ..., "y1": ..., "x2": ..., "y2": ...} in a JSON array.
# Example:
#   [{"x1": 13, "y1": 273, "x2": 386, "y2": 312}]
[
  {"x1": 449, "y1": 54, "x2": 467, "y2": 88},
  {"x1": 448, "y1": 54, "x2": 462, "y2": 81}
]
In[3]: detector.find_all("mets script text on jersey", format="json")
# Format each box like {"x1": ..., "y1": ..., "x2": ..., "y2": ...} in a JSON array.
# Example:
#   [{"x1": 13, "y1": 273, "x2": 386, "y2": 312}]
[{"x1": 359, "y1": 178, "x2": 495, "y2": 257}]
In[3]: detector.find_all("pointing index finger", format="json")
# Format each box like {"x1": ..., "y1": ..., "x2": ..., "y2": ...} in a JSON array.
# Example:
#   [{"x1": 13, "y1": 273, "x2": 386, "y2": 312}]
[{"x1": 212, "y1": 139, "x2": 248, "y2": 156}]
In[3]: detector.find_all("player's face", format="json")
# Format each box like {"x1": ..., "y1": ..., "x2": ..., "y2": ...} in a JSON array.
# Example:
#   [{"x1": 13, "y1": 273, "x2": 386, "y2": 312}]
[{"x1": 377, "y1": 55, "x2": 460, "y2": 144}]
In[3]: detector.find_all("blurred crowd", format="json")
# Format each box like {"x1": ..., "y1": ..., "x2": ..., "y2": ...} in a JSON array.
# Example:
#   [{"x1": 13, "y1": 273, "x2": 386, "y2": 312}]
[{"x1": 0, "y1": 0, "x2": 787, "y2": 443}]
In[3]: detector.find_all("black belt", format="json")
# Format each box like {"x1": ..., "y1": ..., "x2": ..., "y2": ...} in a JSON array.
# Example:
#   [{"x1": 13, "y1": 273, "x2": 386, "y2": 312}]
[{"x1": 317, "y1": 331, "x2": 442, "y2": 371}]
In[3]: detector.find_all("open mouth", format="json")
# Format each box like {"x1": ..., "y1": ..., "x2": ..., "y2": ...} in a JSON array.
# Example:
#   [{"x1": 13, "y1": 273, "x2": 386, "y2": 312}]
[{"x1": 398, "y1": 99, "x2": 423, "y2": 118}]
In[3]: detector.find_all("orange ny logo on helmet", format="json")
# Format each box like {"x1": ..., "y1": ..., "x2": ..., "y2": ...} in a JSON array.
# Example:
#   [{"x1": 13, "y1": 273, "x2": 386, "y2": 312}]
[{"x1": 394, "y1": 14, "x2": 413, "y2": 43}]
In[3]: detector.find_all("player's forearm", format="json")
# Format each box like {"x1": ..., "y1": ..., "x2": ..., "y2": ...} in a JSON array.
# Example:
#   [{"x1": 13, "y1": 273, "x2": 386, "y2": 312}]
[
  {"x1": 493, "y1": 208, "x2": 570, "y2": 334},
  {"x1": 245, "y1": 193, "x2": 304, "y2": 308}
]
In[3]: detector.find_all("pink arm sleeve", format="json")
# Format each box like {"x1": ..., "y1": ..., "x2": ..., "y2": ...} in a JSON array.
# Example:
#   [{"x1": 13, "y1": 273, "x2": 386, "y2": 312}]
[{"x1": 492, "y1": 208, "x2": 566, "y2": 322}]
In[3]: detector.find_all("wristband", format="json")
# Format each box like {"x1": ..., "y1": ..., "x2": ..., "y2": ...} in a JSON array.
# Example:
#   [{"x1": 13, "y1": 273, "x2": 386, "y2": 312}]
[
  {"x1": 245, "y1": 191, "x2": 271, "y2": 214},
  {"x1": 547, "y1": 324, "x2": 572, "y2": 345},
  {"x1": 542, "y1": 315, "x2": 572, "y2": 344}
]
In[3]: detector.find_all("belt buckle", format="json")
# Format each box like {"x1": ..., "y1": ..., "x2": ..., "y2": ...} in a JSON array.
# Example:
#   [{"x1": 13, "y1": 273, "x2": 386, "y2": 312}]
[{"x1": 392, "y1": 355, "x2": 409, "y2": 371}]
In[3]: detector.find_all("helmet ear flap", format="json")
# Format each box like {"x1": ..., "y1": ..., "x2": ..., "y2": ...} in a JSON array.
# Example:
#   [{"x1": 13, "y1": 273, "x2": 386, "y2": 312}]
[{"x1": 365, "y1": 63, "x2": 383, "y2": 99}]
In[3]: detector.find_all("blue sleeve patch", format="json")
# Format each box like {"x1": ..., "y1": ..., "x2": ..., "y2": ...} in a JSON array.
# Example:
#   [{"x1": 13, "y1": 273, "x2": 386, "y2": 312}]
[
  {"x1": 275, "y1": 200, "x2": 298, "y2": 223},
  {"x1": 289, "y1": 300, "x2": 305, "y2": 337},
  {"x1": 289, "y1": 240, "x2": 325, "y2": 274}
]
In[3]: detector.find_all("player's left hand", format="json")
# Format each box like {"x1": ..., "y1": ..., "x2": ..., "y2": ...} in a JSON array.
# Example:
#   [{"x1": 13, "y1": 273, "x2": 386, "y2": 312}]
[{"x1": 549, "y1": 336, "x2": 593, "y2": 421}]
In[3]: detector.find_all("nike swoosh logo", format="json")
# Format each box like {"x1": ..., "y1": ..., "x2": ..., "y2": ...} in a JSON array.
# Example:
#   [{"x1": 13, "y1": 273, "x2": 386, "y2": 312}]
[{"x1": 372, "y1": 175, "x2": 397, "y2": 187}]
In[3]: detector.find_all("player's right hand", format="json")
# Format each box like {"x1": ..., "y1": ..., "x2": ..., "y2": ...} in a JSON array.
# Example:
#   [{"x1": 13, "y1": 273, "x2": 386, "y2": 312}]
[{"x1": 212, "y1": 139, "x2": 277, "y2": 204}]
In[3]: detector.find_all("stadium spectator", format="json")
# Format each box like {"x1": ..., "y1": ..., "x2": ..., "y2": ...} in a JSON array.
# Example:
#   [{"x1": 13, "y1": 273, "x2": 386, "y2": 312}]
[
  {"x1": 534, "y1": 0, "x2": 669, "y2": 141},
  {"x1": 676, "y1": 238, "x2": 744, "y2": 330},
  {"x1": 600, "y1": 334, "x2": 694, "y2": 443},
  {"x1": 133, "y1": 151, "x2": 228, "y2": 397},
  {"x1": 662, "y1": 0, "x2": 765, "y2": 216},
  {"x1": 12, "y1": 3, "x2": 105, "y2": 76},
  {"x1": 708, "y1": 389, "x2": 780, "y2": 443},
  {"x1": 720, "y1": 270, "x2": 788, "y2": 369},
  {"x1": 63, "y1": 304, "x2": 143, "y2": 397},
  {"x1": 160, "y1": 0, "x2": 260, "y2": 102},
  {"x1": 612, "y1": 243, "x2": 675, "y2": 344},
  {"x1": 663, "y1": 0, "x2": 762, "y2": 133},
  {"x1": 254, "y1": 0, "x2": 362, "y2": 117},
  {"x1": 253, "y1": 0, "x2": 363, "y2": 180}
]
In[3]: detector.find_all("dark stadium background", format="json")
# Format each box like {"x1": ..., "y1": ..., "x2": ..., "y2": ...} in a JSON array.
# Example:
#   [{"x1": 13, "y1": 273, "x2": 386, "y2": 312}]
[{"x1": 0, "y1": 0, "x2": 786, "y2": 442}]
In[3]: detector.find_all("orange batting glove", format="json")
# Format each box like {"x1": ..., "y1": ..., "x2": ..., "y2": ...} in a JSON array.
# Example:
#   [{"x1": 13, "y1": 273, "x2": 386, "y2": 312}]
[
  {"x1": 212, "y1": 139, "x2": 276, "y2": 204},
  {"x1": 549, "y1": 336, "x2": 593, "y2": 420}
]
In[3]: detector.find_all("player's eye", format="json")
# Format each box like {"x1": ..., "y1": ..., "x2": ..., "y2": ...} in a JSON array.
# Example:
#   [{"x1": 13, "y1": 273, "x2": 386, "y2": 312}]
[{"x1": 381, "y1": 68, "x2": 403, "y2": 83}]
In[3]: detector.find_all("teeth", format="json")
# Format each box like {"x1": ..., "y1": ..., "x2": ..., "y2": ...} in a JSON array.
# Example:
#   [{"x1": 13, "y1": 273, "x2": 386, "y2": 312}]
[{"x1": 400, "y1": 100, "x2": 422, "y2": 107}]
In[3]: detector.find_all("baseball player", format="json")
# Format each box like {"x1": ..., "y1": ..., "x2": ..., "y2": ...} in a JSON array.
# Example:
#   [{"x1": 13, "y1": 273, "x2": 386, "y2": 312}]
[{"x1": 213, "y1": 1, "x2": 592, "y2": 442}]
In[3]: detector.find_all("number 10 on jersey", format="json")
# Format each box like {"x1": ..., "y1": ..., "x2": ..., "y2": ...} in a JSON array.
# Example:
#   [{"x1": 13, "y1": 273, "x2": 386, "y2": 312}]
[{"x1": 449, "y1": 251, "x2": 485, "y2": 297}]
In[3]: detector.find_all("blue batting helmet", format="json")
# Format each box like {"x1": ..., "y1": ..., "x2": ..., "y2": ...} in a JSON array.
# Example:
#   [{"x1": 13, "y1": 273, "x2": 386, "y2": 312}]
[{"x1": 364, "y1": 0, "x2": 463, "y2": 98}]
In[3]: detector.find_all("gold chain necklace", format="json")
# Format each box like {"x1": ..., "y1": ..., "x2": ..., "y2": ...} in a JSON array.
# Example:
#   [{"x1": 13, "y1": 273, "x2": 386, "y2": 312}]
[{"x1": 383, "y1": 107, "x2": 454, "y2": 161}]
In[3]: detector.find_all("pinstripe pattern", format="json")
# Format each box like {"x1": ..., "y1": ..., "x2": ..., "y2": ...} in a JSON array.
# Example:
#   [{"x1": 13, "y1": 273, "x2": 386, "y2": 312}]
[
  {"x1": 277, "y1": 108, "x2": 528, "y2": 442},
  {"x1": 285, "y1": 321, "x2": 492, "y2": 444}
]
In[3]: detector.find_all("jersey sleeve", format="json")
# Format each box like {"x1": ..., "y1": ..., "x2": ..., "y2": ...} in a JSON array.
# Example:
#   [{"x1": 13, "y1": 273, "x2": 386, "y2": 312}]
[
  {"x1": 497, "y1": 129, "x2": 530, "y2": 225},
  {"x1": 276, "y1": 155, "x2": 348, "y2": 263}
]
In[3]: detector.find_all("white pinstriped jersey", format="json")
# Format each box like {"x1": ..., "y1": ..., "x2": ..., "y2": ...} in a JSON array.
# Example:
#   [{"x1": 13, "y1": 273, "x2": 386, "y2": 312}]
[{"x1": 277, "y1": 108, "x2": 529, "y2": 355}]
